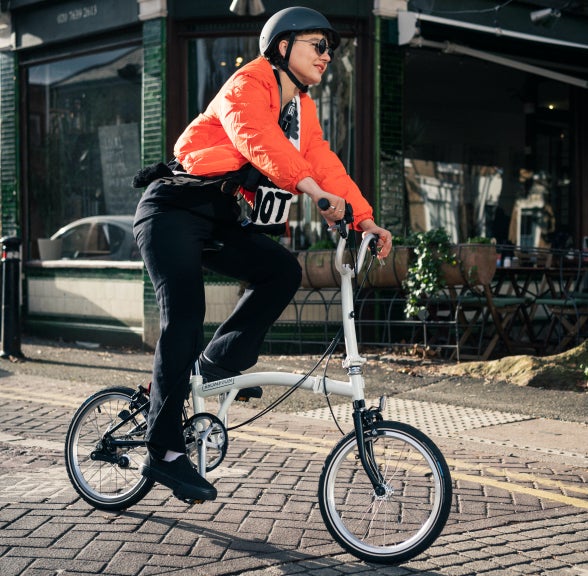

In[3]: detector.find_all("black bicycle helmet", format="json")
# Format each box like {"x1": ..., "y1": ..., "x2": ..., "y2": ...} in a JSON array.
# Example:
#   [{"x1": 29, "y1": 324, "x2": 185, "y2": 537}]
[{"x1": 259, "y1": 6, "x2": 340, "y2": 92}]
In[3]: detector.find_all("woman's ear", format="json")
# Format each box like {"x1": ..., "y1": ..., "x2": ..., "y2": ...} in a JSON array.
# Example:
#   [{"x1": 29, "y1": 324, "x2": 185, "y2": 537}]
[{"x1": 278, "y1": 39, "x2": 288, "y2": 58}]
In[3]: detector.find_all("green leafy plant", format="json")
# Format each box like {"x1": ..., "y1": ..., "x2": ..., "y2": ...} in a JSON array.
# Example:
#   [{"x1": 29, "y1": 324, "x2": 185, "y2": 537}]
[
  {"x1": 391, "y1": 234, "x2": 413, "y2": 247},
  {"x1": 402, "y1": 228, "x2": 457, "y2": 318},
  {"x1": 465, "y1": 236, "x2": 492, "y2": 244},
  {"x1": 307, "y1": 237, "x2": 336, "y2": 251}
]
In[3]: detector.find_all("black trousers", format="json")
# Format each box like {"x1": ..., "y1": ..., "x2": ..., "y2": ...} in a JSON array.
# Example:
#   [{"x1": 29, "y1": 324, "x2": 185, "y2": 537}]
[{"x1": 134, "y1": 180, "x2": 302, "y2": 455}]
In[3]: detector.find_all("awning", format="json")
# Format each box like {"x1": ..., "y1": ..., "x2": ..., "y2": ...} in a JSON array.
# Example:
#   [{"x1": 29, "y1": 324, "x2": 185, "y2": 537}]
[
  {"x1": 395, "y1": 10, "x2": 588, "y2": 89},
  {"x1": 399, "y1": 10, "x2": 588, "y2": 51}
]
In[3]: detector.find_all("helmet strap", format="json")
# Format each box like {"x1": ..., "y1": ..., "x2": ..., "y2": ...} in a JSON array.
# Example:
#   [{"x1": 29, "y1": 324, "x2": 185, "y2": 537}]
[{"x1": 277, "y1": 32, "x2": 309, "y2": 93}]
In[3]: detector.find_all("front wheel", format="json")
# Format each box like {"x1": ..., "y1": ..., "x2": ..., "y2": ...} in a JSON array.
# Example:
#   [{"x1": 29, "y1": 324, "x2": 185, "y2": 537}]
[
  {"x1": 65, "y1": 386, "x2": 154, "y2": 510},
  {"x1": 318, "y1": 420, "x2": 452, "y2": 564}
]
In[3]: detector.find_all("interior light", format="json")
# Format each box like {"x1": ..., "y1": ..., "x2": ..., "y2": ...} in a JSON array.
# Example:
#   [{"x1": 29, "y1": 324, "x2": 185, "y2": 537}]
[
  {"x1": 229, "y1": 0, "x2": 246, "y2": 15},
  {"x1": 530, "y1": 8, "x2": 561, "y2": 26},
  {"x1": 235, "y1": 56, "x2": 244, "y2": 67},
  {"x1": 548, "y1": 104, "x2": 555, "y2": 110},
  {"x1": 230, "y1": 0, "x2": 265, "y2": 16},
  {"x1": 220, "y1": 61, "x2": 227, "y2": 67},
  {"x1": 248, "y1": 0, "x2": 265, "y2": 16}
]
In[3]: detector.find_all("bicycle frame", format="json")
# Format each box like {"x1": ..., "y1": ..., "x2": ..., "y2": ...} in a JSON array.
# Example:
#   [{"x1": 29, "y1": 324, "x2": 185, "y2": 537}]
[{"x1": 190, "y1": 229, "x2": 378, "y2": 416}]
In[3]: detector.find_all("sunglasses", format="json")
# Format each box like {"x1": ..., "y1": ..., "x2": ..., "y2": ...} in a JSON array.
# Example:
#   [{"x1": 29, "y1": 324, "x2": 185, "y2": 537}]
[{"x1": 295, "y1": 38, "x2": 334, "y2": 59}]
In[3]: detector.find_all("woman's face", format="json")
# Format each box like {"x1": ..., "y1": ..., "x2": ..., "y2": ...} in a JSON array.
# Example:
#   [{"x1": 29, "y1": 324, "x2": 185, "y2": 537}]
[{"x1": 280, "y1": 32, "x2": 332, "y2": 87}]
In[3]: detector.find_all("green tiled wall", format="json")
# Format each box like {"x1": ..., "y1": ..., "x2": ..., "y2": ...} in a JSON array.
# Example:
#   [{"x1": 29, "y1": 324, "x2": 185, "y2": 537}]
[
  {"x1": 0, "y1": 52, "x2": 19, "y2": 237},
  {"x1": 141, "y1": 18, "x2": 167, "y2": 348},
  {"x1": 142, "y1": 18, "x2": 167, "y2": 166}
]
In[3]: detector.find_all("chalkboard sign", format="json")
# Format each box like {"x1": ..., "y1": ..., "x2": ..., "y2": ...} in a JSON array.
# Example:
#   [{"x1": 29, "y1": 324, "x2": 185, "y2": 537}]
[{"x1": 98, "y1": 123, "x2": 141, "y2": 215}]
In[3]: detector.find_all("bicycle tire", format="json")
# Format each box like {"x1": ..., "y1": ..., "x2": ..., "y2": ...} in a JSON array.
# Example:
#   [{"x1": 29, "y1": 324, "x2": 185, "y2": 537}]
[
  {"x1": 318, "y1": 420, "x2": 452, "y2": 564},
  {"x1": 64, "y1": 386, "x2": 154, "y2": 510}
]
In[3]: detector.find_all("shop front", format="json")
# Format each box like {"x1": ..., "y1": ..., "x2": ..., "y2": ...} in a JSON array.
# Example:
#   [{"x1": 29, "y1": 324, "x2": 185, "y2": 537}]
[
  {"x1": 3, "y1": 0, "x2": 374, "y2": 348},
  {"x1": 394, "y1": 0, "x2": 588, "y2": 251},
  {"x1": 0, "y1": 0, "x2": 587, "y2": 350},
  {"x1": 7, "y1": 0, "x2": 146, "y2": 345}
]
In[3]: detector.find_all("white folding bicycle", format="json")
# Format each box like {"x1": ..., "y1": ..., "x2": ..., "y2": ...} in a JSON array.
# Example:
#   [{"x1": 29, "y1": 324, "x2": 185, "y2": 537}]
[{"x1": 65, "y1": 202, "x2": 452, "y2": 564}]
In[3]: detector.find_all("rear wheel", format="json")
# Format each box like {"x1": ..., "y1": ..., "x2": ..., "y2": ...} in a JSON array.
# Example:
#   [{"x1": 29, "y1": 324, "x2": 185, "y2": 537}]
[
  {"x1": 319, "y1": 420, "x2": 452, "y2": 564},
  {"x1": 65, "y1": 387, "x2": 154, "y2": 510}
]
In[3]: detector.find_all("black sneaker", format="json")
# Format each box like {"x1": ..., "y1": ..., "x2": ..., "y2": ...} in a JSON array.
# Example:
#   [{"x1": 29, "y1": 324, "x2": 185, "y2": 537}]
[
  {"x1": 198, "y1": 355, "x2": 262, "y2": 402},
  {"x1": 140, "y1": 453, "x2": 217, "y2": 502}
]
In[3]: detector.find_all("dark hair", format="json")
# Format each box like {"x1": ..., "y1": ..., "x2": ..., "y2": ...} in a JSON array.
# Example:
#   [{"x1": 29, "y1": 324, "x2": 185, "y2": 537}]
[
  {"x1": 264, "y1": 29, "x2": 337, "y2": 65},
  {"x1": 264, "y1": 32, "x2": 289, "y2": 65}
]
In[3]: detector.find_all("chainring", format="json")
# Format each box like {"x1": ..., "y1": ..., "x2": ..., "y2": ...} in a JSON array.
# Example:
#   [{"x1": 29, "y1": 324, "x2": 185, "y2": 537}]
[{"x1": 183, "y1": 412, "x2": 228, "y2": 472}]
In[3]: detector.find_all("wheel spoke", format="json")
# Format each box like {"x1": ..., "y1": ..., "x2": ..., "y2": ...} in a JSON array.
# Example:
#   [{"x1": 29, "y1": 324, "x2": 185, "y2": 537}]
[
  {"x1": 65, "y1": 388, "x2": 153, "y2": 510},
  {"x1": 319, "y1": 421, "x2": 452, "y2": 564}
]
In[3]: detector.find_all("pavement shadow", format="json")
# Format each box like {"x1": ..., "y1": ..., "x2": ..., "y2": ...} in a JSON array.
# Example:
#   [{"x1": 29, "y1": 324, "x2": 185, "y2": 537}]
[{"x1": 118, "y1": 509, "x2": 443, "y2": 574}]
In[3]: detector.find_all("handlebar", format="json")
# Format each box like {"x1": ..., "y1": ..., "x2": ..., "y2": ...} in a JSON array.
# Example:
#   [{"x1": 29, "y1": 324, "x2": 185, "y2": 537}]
[
  {"x1": 350, "y1": 232, "x2": 379, "y2": 274},
  {"x1": 317, "y1": 198, "x2": 331, "y2": 211},
  {"x1": 318, "y1": 198, "x2": 378, "y2": 277}
]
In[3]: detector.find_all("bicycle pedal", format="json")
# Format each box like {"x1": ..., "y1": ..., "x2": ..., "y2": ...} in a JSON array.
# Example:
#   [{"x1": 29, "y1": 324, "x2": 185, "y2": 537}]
[
  {"x1": 173, "y1": 491, "x2": 204, "y2": 505},
  {"x1": 235, "y1": 386, "x2": 263, "y2": 402}
]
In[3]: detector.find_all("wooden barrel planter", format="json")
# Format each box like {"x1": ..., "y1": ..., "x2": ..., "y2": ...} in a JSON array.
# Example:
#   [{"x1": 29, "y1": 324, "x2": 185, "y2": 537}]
[
  {"x1": 442, "y1": 243, "x2": 497, "y2": 286},
  {"x1": 298, "y1": 250, "x2": 340, "y2": 288},
  {"x1": 297, "y1": 243, "x2": 496, "y2": 290},
  {"x1": 361, "y1": 244, "x2": 496, "y2": 288},
  {"x1": 298, "y1": 246, "x2": 412, "y2": 289}
]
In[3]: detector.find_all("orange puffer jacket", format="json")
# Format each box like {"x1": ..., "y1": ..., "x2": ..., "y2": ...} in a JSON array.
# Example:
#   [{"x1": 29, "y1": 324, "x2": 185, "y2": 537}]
[{"x1": 174, "y1": 56, "x2": 373, "y2": 227}]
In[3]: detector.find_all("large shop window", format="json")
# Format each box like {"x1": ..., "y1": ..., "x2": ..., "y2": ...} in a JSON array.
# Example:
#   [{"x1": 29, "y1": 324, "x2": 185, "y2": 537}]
[
  {"x1": 26, "y1": 46, "x2": 143, "y2": 260},
  {"x1": 404, "y1": 49, "x2": 573, "y2": 250},
  {"x1": 187, "y1": 36, "x2": 357, "y2": 251}
]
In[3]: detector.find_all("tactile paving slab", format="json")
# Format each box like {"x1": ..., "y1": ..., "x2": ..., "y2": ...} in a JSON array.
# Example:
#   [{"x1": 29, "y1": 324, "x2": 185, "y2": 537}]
[{"x1": 296, "y1": 397, "x2": 532, "y2": 437}]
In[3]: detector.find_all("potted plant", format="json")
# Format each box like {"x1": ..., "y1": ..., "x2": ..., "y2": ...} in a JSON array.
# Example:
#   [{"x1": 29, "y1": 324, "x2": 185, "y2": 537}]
[
  {"x1": 402, "y1": 228, "x2": 457, "y2": 318},
  {"x1": 37, "y1": 237, "x2": 63, "y2": 260},
  {"x1": 297, "y1": 228, "x2": 496, "y2": 296},
  {"x1": 455, "y1": 237, "x2": 497, "y2": 286},
  {"x1": 401, "y1": 230, "x2": 497, "y2": 318}
]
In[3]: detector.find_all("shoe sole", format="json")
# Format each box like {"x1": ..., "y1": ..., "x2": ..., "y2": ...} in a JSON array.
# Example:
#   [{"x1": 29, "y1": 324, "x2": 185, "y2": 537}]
[{"x1": 140, "y1": 462, "x2": 217, "y2": 501}]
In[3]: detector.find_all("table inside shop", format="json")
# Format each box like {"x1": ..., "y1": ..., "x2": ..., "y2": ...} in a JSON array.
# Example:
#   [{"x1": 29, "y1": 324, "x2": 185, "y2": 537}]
[
  {"x1": 450, "y1": 279, "x2": 535, "y2": 361},
  {"x1": 490, "y1": 250, "x2": 588, "y2": 354}
]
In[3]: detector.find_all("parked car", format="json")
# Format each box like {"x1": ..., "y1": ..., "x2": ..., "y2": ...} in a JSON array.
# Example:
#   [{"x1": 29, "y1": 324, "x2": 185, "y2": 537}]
[{"x1": 50, "y1": 215, "x2": 141, "y2": 261}]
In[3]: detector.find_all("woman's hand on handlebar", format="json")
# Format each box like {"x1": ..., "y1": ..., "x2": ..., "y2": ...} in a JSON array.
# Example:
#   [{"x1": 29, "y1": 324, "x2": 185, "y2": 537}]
[
  {"x1": 358, "y1": 219, "x2": 393, "y2": 260},
  {"x1": 316, "y1": 194, "x2": 346, "y2": 225},
  {"x1": 296, "y1": 178, "x2": 346, "y2": 225}
]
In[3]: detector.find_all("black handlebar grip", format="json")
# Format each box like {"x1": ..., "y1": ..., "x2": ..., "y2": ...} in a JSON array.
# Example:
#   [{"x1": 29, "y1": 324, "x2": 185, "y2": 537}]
[{"x1": 317, "y1": 198, "x2": 331, "y2": 211}]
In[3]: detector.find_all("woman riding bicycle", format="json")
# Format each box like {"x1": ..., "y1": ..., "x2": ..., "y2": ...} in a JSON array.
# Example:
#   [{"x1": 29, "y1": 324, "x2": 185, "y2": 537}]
[{"x1": 133, "y1": 6, "x2": 392, "y2": 503}]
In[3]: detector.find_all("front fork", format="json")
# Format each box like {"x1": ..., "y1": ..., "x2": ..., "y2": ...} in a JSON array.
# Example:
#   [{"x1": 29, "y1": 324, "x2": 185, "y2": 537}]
[{"x1": 352, "y1": 396, "x2": 388, "y2": 496}]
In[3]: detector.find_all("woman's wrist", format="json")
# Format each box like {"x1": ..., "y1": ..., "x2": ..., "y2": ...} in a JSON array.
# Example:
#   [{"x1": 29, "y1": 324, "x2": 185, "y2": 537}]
[
  {"x1": 358, "y1": 219, "x2": 378, "y2": 232},
  {"x1": 296, "y1": 176, "x2": 322, "y2": 200}
]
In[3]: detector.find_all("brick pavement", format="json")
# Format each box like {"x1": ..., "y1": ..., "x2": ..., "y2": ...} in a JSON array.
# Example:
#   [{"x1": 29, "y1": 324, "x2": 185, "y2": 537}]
[{"x1": 0, "y1": 372, "x2": 587, "y2": 575}]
